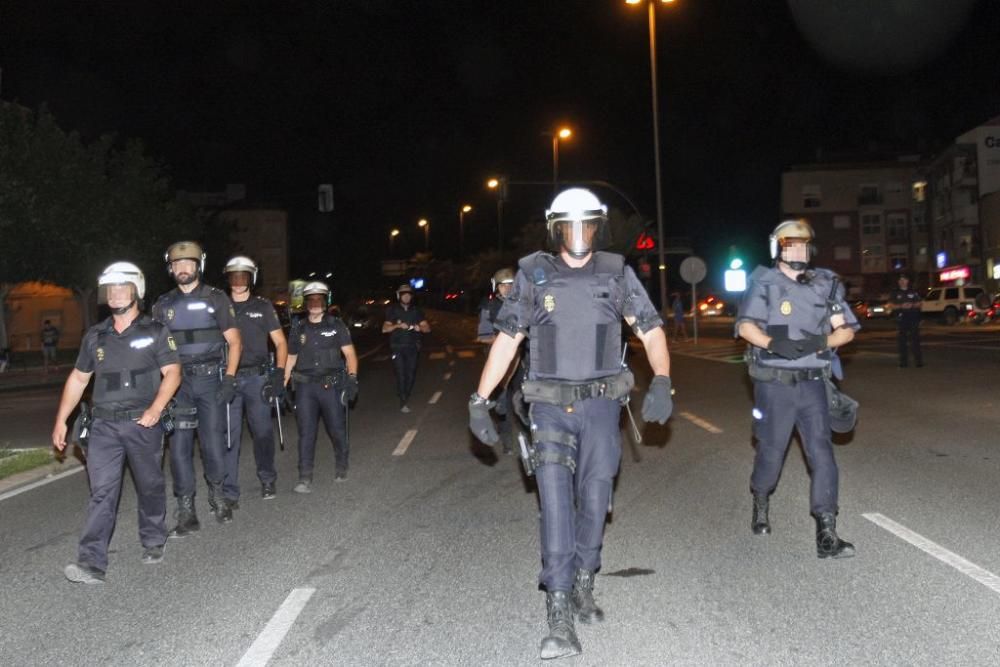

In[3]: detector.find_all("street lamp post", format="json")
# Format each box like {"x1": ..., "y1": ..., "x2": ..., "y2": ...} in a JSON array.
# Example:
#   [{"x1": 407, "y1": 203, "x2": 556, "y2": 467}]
[
  {"x1": 628, "y1": 0, "x2": 673, "y2": 313},
  {"x1": 487, "y1": 178, "x2": 505, "y2": 252},
  {"x1": 545, "y1": 127, "x2": 573, "y2": 192},
  {"x1": 389, "y1": 228, "x2": 400, "y2": 255},
  {"x1": 417, "y1": 218, "x2": 429, "y2": 252},
  {"x1": 459, "y1": 205, "x2": 472, "y2": 260}
]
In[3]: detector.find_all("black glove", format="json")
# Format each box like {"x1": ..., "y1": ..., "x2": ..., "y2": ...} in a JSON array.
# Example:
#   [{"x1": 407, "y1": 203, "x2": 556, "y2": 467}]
[
  {"x1": 641, "y1": 375, "x2": 673, "y2": 424},
  {"x1": 341, "y1": 374, "x2": 359, "y2": 405},
  {"x1": 468, "y1": 393, "x2": 499, "y2": 446},
  {"x1": 796, "y1": 333, "x2": 828, "y2": 357},
  {"x1": 217, "y1": 374, "x2": 238, "y2": 404},
  {"x1": 767, "y1": 337, "x2": 805, "y2": 360},
  {"x1": 269, "y1": 367, "x2": 286, "y2": 400}
]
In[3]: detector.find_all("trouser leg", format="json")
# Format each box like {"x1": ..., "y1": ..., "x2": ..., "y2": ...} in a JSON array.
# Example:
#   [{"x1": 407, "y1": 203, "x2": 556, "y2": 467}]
[
  {"x1": 243, "y1": 375, "x2": 277, "y2": 485},
  {"x1": 897, "y1": 326, "x2": 909, "y2": 365},
  {"x1": 122, "y1": 422, "x2": 168, "y2": 548},
  {"x1": 222, "y1": 379, "x2": 247, "y2": 500},
  {"x1": 194, "y1": 374, "x2": 227, "y2": 490},
  {"x1": 796, "y1": 380, "x2": 838, "y2": 515},
  {"x1": 317, "y1": 384, "x2": 349, "y2": 473},
  {"x1": 532, "y1": 403, "x2": 579, "y2": 593},
  {"x1": 403, "y1": 347, "x2": 419, "y2": 399},
  {"x1": 169, "y1": 378, "x2": 197, "y2": 498},
  {"x1": 77, "y1": 422, "x2": 126, "y2": 572},
  {"x1": 573, "y1": 399, "x2": 622, "y2": 574},
  {"x1": 750, "y1": 381, "x2": 798, "y2": 497},
  {"x1": 910, "y1": 325, "x2": 923, "y2": 365},
  {"x1": 296, "y1": 382, "x2": 320, "y2": 479},
  {"x1": 391, "y1": 351, "x2": 408, "y2": 402}
]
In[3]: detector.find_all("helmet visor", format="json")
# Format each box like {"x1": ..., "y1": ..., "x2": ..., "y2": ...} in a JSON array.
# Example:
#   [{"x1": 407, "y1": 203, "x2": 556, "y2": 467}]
[
  {"x1": 556, "y1": 220, "x2": 598, "y2": 256},
  {"x1": 98, "y1": 282, "x2": 137, "y2": 306}
]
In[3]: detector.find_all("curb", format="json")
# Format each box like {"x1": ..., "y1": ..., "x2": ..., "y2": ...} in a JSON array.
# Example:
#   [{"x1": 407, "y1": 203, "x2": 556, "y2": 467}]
[{"x1": 0, "y1": 453, "x2": 84, "y2": 499}]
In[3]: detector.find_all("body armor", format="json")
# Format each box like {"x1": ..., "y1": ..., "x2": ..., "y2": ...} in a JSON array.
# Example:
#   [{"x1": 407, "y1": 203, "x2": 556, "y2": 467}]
[
  {"x1": 519, "y1": 251, "x2": 627, "y2": 382},
  {"x1": 153, "y1": 286, "x2": 227, "y2": 363},
  {"x1": 91, "y1": 316, "x2": 164, "y2": 409},
  {"x1": 294, "y1": 315, "x2": 345, "y2": 374}
]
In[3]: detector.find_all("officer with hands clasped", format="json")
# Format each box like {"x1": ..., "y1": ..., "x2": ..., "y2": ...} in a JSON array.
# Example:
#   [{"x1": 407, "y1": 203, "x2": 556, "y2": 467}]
[
  {"x1": 736, "y1": 219, "x2": 859, "y2": 559},
  {"x1": 223, "y1": 256, "x2": 288, "y2": 501},
  {"x1": 889, "y1": 273, "x2": 923, "y2": 368},
  {"x1": 468, "y1": 188, "x2": 673, "y2": 660},
  {"x1": 153, "y1": 241, "x2": 242, "y2": 533},
  {"x1": 382, "y1": 284, "x2": 430, "y2": 413},
  {"x1": 285, "y1": 281, "x2": 358, "y2": 493},
  {"x1": 53, "y1": 262, "x2": 182, "y2": 584}
]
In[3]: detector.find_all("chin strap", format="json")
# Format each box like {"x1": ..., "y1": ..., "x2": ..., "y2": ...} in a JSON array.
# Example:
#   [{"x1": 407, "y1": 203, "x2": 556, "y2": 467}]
[{"x1": 111, "y1": 301, "x2": 136, "y2": 315}]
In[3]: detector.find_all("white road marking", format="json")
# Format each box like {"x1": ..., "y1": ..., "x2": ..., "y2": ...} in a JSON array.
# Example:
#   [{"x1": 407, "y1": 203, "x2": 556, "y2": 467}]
[
  {"x1": 457, "y1": 350, "x2": 476, "y2": 359},
  {"x1": 448, "y1": 360, "x2": 455, "y2": 367},
  {"x1": 0, "y1": 465, "x2": 86, "y2": 503},
  {"x1": 393, "y1": 429, "x2": 418, "y2": 456},
  {"x1": 446, "y1": 344, "x2": 454, "y2": 354},
  {"x1": 678, "y1": 411, "x2": 724, "y2": 434},
  {"x1": 864, "y1": 512, "x2": 1000, "y2": 595},
  {"x1": 443, "y1": 372, "x2": 452, "y2": 381},
  {"x1": 428, "y1": 352, "x2": 447, "y2": 360},
  {"x1": 236, "y1": 587, "x2": 316, "y2": 667},
  {"x1": 429, "y1": 391, "x2": 442, "y2": 404}
]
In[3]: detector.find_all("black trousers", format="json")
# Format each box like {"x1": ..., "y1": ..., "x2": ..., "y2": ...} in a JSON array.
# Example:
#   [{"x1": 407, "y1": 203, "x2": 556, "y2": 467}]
[
  {"x1": 897, "y1": 321, "x2": 922, "y2": 366},
  {"x1": 391, "y1": 346, "x2": 420, "y2": 403},
  {"x1": 294, "y1": 380, "x2": 348, "y2": 479}
]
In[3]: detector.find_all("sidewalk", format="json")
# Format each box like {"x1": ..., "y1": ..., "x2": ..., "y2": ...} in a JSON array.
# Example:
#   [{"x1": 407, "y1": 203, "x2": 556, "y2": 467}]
[{"x1": 0, "y1": 364, "x2": 70, "y2": 393}]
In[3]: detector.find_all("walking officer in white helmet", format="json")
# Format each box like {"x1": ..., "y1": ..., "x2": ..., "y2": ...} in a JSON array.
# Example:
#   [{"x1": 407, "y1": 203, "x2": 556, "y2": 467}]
[
  {"x1": 223, "y1": 255, "x2": 288, "y2": 501},
  {"x1": 468, "y1": 188, "x2": 673, "y2": 660},
  {"x1": 736, "y1": 218, "x2": 859, "y2": 558},
  {"x1": 53, "y1": 262, "x2": 182, "y2": 583},
  {"x1": 153, "y1": 241, "x2": 242, "y2": 533},
  {"x1": 285, "y1": 281, "x2": 358, "y2": 492}
]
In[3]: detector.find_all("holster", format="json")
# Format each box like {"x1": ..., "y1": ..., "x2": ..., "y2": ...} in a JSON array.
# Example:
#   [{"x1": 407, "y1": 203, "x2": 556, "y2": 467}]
[
  {"x1": 521, "y1": 370, "x2": 635, "y2": 406},
  {"x1": 70, "y1": 401, "x2": 92, "y2": 454}
]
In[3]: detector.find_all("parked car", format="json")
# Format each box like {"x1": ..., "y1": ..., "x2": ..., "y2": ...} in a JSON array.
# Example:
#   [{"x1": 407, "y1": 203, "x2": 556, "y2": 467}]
[
  {"x1": 857, "y1": 299, "x2": 893, "y2": 319},
  {"x1": 921, "y1": 284, "x2": 987, "y2": 325}
]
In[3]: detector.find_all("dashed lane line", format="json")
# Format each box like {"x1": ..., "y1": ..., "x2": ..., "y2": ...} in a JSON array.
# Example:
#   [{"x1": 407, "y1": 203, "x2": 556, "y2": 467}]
[
  {"x1": 393, "y1": 429, "x2": 419, "y2": 456},
  {"x1": 0, "y1": 465, "x2": 86, "y2": 503},
  {"x1": 429, "y1": 391, "x2": 442, "y2": 404},
  {"x1": 236, "y1": 587, "x2": 316, "y2": 667},
  {"x1": 678, "y1": 411, "x2": 724, "y2": 434},
  {"x1": 443, "y1": 372, "x2": 452, "y2": 381},
  {"x1": 864, "y1": 512, "x2": 1000, "y2": 596},
  {"x1": 449, "y1": 360, "x2": 456, "y2": 367}
]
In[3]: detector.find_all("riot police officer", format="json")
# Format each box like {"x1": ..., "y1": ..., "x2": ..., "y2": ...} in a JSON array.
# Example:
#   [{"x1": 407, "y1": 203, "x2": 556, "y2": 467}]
[
  {"x1": 889, "y1": 273, "x2": 923, "y2": 368},
  {"x1": 382, "y1": 284, "x2": 430, "y2": 413},
  {"x1": 153, "y1": 241, "x2": 242, "y2": 534},
  {"x1": 286, "y1": 281, "x2": 358, "y2": 492},
  {"x1": 736, "y1": 219, "x2": 859, "y2": 559},
  {"x1": 468, "y1": 188, "x2": 673, "y2": 660},
  {"x1": 53, "y1": 262, "x2": 181, "y2": 583},
  {"x1": 476, "y1": 268, "x2": 520, "y2": 453},
  {"x1": 223, "y1": 256, "x2": 288, "y2": 501}
]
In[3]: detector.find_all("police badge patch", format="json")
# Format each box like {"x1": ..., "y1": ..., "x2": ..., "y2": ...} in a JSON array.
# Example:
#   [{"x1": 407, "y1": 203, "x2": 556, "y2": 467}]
[
  {"x1": 780, "y1": 300, "x2": 792, "y2": 316},
  {"x1": 167, "y1": 336, "x2": 177, "y2": 351},
  {"x1": 166, "y1": 307, "x2": 175, "y2": 321},
  {"x1": 300, "y1": 333, "x2": 306, "y2": 345},
  {"x1": 543, "y1": 294, "x2": 556, "y2": 313},
  {"x1": 96, "y1": 347, "x2": 105, "y2": 362}
]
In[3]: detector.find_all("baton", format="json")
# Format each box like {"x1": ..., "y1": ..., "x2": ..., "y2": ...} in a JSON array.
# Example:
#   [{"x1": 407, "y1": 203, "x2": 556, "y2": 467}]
[
  {"x1": 341, "y1": 388, "x2": 351, "y2": 452},
  {"x1": 274, "y1": 395, "x2": 285, "y2": 451},
  {"x1": 226, "y1": 401, "x2": 232, "y2": 450}
]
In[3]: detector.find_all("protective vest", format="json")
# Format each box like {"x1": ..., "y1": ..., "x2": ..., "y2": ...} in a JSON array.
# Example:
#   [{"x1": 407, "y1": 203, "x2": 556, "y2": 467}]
[
  {"x1": 294, "y1": 315, "x2": 345, "y2": 374},
  {"x1": 92, "y1": 316, "x2": 163, "y2": 408},
  {"x1": 751, "y1": 266, "x2": 837, "y2": 370},
  {"x1": 154, "y1": 286, "x2": 227, "y2": 363},
  {"x1": 519, "y1": 251, "x2": 627, "y2": 382}
]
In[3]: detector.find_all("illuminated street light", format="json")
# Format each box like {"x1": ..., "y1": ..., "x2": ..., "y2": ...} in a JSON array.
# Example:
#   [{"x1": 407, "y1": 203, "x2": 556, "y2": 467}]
[
  {"x1": 389, "y1": 228, "x2": 400, "y2": 255},
  {"x1": 627, "y1": 0, "x2": 677, "y2": 314},
  {"x1": 459, "y1": 205, "x2": 473, "y2": 260},
  {"x1": 544, "y1": 126, "x2": 573, "y2": 192},
  {"x1": 486, "y1": 177, "x2": 505, "y2": 252},
  {"x1": 418, "y1": 218, "x2": 429, "y2": 251}
]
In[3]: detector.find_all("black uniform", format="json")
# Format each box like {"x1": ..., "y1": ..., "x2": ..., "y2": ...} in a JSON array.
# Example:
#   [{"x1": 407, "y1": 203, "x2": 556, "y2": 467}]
[
  {"x1": 889, "y1": 286, "x2": 923, "y2": 367},
  {"x1": 72, "y1": 315, "x2": 179, "y2": 574},
  {"x1": 496, "y1": 251, "x2": 662, "y2": 593},
  {"x1": 223, "y1": 296, "x2": 282, "y2": 500},
  {"x1": 152, "y1": 283, "x2": 238, "y2": 504},
  {"x1": 289, "y1": 314, "x2": 353, "y2": 480},
  {"x1": 385, "y1": 302, "x2": 425, "y2": 406}
]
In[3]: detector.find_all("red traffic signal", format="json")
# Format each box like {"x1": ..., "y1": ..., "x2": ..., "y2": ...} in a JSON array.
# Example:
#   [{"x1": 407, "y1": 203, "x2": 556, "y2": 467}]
[{"x1": 635, "y1": 232, "x2": 655, "y2": 251}]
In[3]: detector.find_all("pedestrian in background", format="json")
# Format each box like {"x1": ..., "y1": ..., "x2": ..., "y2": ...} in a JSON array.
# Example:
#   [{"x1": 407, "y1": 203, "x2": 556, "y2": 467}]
[
  {"x1": 670, "y1": 292, "x2": 687, "y2": 341},
  {"x1": 41, "y1": 319, "x2": 60, "y2": 371},
  {"x1": 889, "y1": 273, "x2": 923, "y2": 368}
]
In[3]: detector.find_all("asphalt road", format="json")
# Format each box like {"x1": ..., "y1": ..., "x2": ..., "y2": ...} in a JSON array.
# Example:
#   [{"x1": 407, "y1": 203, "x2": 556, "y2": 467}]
[{"x1": 2, "y1": 316, "x2": 1000, "y2": 665}]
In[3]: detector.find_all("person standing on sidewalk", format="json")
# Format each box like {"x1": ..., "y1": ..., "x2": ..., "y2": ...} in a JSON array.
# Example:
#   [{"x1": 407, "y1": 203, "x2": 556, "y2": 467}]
[
  {"x1": 153, "y1": 241, "x2": 242, "y2": 534},
  {"x1": 53, "y1": 262, "x2": 181, "y2": 584},
  {"x1": 41, "y1": 320, "x2": 60, "y2": 371},
  {"x1": 223, "y1": 256, "x2": 288, "y2": 502},
  {"x1": 889, "y1": 273, "x2": 923, "y2": 368},
  {"x1": 670, "y1": 292, "x2": 688, "y2": 341},
  {"x1": 382, "y1": 284, "x2": 430, "y2": 413},
  {"x1": 286, "y1": 281, "x2": 358, "y2": 492}
]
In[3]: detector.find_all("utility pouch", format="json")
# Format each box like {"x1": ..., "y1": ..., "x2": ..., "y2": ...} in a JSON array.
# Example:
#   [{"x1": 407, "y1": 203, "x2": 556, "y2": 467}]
[{"x1": 70, "y1": 401, "x2": 92, "y2": 454}]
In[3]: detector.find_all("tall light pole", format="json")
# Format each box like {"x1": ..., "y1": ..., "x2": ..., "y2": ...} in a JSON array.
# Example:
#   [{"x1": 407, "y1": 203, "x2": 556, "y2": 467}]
[
  {"x1": 628, "y1": 0, "x2": 673, "y2": 313},
  {"x1": 458, "y1": 204, "x2": 472, "y2": 260},
  {"x1": 544, "y1": 126, "x2": 573, "y2": 192},
  {"x1": 487, "y1": 178, "x2": 505, "y2": 252},
  {"x1": 389, "y1": 228, "x2": 400, "y2": 255},
  {"x1": 417, "y1": 218, "x2": 429, "y2": 252}
]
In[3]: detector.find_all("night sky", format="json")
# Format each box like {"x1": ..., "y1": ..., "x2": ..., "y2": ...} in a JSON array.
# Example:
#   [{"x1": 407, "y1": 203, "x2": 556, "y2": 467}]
[{"x1": 3, "y1": 0, "x2": 1000, "y2": 287}]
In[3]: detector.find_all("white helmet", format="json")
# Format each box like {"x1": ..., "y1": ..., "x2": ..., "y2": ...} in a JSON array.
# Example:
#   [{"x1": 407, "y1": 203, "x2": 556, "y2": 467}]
[
  {"x1": 545, "y1": 188, "x2": 610, "y2": 258},
  {"x1": 224, "y1": 255, "x2": 258, "y2": 286},
  {"x1": 769, "y1": 219, "x2": 816, "y2": 270},
  {"x1": 98, "y1": 261, "x2": 145, "y2": 310},
  {"x1": 303, "y1": 281, "x2": 331, "y2": 297}
]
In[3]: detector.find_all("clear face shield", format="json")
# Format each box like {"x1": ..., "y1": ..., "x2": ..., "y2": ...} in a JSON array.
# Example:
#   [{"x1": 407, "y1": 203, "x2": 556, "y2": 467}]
[
  {"x1": 305, "y1": 293, "x2": 327, "y2": 313},
  {"x1": 227, "y1": 271, "x2": 252, "y2": 293},
  {"x1": 555, "y1": 219, "x2": 600, "y2": 258},
  {"x1": 98, "y1": 283, "x2": 137, "y2": 314},
  {"x1": 778, "y1": 238, "x2": 812, "y2": 271}
]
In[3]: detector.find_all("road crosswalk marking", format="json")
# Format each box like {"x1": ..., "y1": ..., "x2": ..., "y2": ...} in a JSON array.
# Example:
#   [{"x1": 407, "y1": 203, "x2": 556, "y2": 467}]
[
  {"x1": 429, "y1": 391, "x2": 442, "y2": 404},
  {"x1": 393, "y1": 429, "x2": 418, "y2": 456}
]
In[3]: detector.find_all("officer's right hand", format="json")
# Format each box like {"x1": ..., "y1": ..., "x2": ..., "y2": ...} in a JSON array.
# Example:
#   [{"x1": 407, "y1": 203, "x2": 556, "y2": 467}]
[
  {"x1": 468, "y1": 393, "x2": 499, "y2": 446},
  {"x1": 766, "y1": 337, "x2": 805, "y2": 359},
  {"x1": 641, "y1": 375, "x2": 673, "y2": 424},
  {"x1": 51, "y1": 422, "x2": 67, "y2": 451},
  {"x1": 217, "y1": 374, "x2": 238, "y2": 404}
]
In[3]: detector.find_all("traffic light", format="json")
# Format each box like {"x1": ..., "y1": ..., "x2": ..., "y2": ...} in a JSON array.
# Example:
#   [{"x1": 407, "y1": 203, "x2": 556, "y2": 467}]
[
  {"x1": 635, "y1": 232, "x2": 655, "y2": 251},
  {"x1": 725, "y1": 258, "x2": 746, "y2": 292}
]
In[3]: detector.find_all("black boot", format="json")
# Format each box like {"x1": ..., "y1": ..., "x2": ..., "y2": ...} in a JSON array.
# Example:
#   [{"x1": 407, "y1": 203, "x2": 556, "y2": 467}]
[
  {"x1": 539, "y1": 591, "x2": 582, "y2": 660},
  {"x1": 168, "y1": 496, "x2": 200, "y2": 538},
  {"x1": 208, "y1": 483, "x2": 232, "y2": 524},
  {"x1": 752, "y1": 494, "x2": 771, "y2": 535},
  {"x1": 571, "y1": 569, "x2": 605, "y2": 624},
  {"x1": 815, "y1": 513, "x2": 855, "y2": 559}
]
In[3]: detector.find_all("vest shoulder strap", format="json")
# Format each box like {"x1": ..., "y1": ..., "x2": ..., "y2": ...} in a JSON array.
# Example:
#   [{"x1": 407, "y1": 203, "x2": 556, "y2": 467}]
[{"x1": 591, "y1": 251, "x2": 625, "y2": 276}]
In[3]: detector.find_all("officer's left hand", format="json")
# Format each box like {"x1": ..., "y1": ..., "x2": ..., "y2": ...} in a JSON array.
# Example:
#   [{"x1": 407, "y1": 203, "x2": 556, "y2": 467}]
[
  {"x1": 641, "y1": 375, "x2": 673, "y2": 424},
  {"x1": 797, "y1": 333, "x2": 828, "y2": 357},
  {"x1": 217, "y1": 374, "x2": 238, "y2": 404},
  {"x1": 468, "y1": 394, "x2": 499, "y2": 446},
  {"x1": 137, "y1": 407, "x2": 161, "y2": 428},
  {"x1": 341, "y1": 374, "x2": 359, "y2": 405}
]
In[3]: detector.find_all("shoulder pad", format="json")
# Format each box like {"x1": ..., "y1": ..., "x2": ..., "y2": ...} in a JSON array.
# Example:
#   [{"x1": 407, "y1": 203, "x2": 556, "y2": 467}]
[
  {"x1": 591, "y1": 251, "x2": 625, "y2": 275},
  {"x1": 518, "y1": 251, "x2": 557, "y2": 285},
  {"x1": 749, "y1": 265, "x2": 775, "y2": 283}
]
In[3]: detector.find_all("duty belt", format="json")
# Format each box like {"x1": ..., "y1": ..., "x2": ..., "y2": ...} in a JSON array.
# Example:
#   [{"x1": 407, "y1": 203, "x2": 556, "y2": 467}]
[
  {"x1": 91, "y1": 407, "x2": 147, "y2": 422},
  {"x1": 292, "y1": 370, "x2": 345, "y2": 386},
  {"x1": 236, "y1": 366, "x2": 266, "y2": 377},
  {"x1": 521, "y1": 370, "x2": 635, "y2": 407},
  {"x1": 749, "y1": 365, "x2": 830, "y2": 385},
  {"x1": 182, "y1": 362, "x2": 221, "y2": 377}
]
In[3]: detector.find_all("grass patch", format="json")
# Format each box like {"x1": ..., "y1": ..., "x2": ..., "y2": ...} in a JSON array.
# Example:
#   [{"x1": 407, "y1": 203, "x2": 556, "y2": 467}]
[{"x1": 0, "y1": 448, "x2": 54, "y2": 480}]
